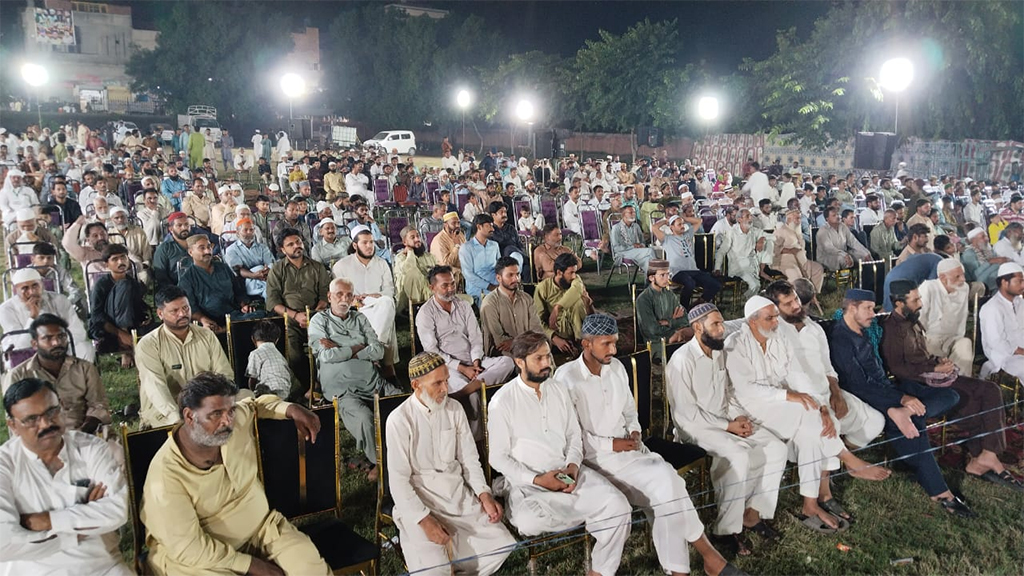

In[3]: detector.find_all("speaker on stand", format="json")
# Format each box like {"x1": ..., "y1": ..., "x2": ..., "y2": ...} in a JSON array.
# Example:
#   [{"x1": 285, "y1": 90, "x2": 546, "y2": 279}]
[{"x1": 854, "y1": 132, "x2": 897, "y2": 171}]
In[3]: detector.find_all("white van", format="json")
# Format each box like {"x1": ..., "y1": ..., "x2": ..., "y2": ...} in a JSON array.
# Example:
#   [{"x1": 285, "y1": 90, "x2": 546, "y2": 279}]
[{"x1": 363, "y1": 130, "x2": 417, "y2": 155}]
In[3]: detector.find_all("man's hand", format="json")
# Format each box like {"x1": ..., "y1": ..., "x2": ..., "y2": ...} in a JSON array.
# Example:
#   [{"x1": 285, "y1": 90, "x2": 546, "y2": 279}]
[
  {"x1": 934, "y1": 359, "x2": 956, "y2": 374},
  {"x1": 116, "y1": 329, "x2": 134, "y2": 349},
  {"x1": 1014, "y1": 347, "x2": 1024, "y2": 356},
  {"x1": 319, "y1": 338, "x2": 338, "y2": 349},
  {"x1": 887, "y1": 406, "x2": 920, "y2": 439},
  {"x1": 418, "y1": 514, "x2": 452, "y2": 545},
  {"x1": 672, "y1": 306, "x2": 686, "y2": 319},
  {"x1": 658, "y1": 319, "x2": 670, "y2": 327},
  {"x1": 285, "y1": 404, "x2": 321, "y2": 444},
  {"x1": 561, "y1": 463, "x2": 580, "y2": 493},
  {"x1": 495, "y1": 340, "x2": 513, "y2": 353},
  {"x1": 19, "y1": 512, "x2": 51, "y2": 532},
  {"x1": 479, "y1": 492, "x2": 503, "y2": 523},
  {"x1": 247, "y1": 557, "x2": 285, "y2": 576},
  {"x1": 900, "y1": 395, "x2": 926, "y2": 416},
  {"x1": 534, "y1": 470, "x2": 570, "y2": 492},
  {"x1": 786, "y1": 390, "x2": 819, "y2": 411},
  {"x1": 755, "y1": 238, "x2": 766, "y2": 252},
  {"x1": 199, "y1": 316, "x2": 221, "y2": 332},
  {"x1": 820, "y1": 409, "x2": 837, "y2": 439},
  {"x1": 552, "y1": 336, "x2": 576, "y2": 354},
  {"x1": 844, "y1": 254, "x2": 854, "y2": 268},
  {"x1": 548, "y1": 306, "x2": 561, "y2": 331},
  {"x1": 829, "y1": 392, "x2": 849, "y2": 420},
  {"x1": 457, "y1": 364, "x2": 482, "y2": 380},
  {"x1": 726, "y1": 417, "x2": 753, "y2": 437},
  {"x1": 612, "y1": 438, "x2": 639, "y2": 452},
  {"x1": 293, "y1": 312, "x2": 308, "y2": 329}
]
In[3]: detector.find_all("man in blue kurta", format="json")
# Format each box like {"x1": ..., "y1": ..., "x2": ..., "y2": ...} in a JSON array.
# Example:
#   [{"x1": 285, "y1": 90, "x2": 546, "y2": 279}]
[
  {"x1": 178, "y1": 234, "x2": 263, "y2": 330},
  {"x1": 459, "y1": 213, "x2": 500, "y2": 305}
]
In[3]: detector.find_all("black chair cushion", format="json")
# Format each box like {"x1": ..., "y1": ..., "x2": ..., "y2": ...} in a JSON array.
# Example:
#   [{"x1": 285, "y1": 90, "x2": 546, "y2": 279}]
[
  {"x1": 644, "y1": 437, "x2": 707, "y2": 470},
  {"x1": 301, "y1": 518, "x2": 378, "y2": 569}
]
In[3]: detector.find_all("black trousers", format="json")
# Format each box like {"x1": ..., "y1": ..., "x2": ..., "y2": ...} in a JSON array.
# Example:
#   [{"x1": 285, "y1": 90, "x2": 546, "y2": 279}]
[{"x1": 671, "y1": 270, "x2": 722, "y2": 307}]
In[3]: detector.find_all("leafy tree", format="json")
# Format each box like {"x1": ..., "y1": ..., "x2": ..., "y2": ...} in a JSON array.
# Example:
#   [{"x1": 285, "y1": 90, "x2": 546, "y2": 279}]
[{"x1": 126, "y1": 2, "x2": 294, "y2": 125}]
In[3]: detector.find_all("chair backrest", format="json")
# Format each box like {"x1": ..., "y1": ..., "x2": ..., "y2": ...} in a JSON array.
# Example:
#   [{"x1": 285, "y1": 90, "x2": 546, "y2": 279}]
[
  {"x1": 424, "y1": 230, "x2": 438, "y2": 250},
  {"x1": 701, "y1": 213, "x2": 717, "y2": 233},
  {"x1": 425, "y1": 180, "x2": 439, "y2": 202},
  {"x1": 481, "y1": 382, "x2": 505, "y2": 484},
  {"x1": 373, "y1": 179, "x2": 391, "y2": 204},
  {"x1": 580, "y1": 207, "x2": 602, "y2": 241},
  {"x1": 693, "y1": 233, "x2": 715, "y2": 272},
  {"x1": 373, "y1": 393, "x2": 411, "y2": 510},
  {"x1": 1, "y1": 329, "x2": 36, "y2": 371},
  {"x1": 40, "y1": 204, "x2": 64, "y2": 228},
  {"x1": 120, "y1": 424, "x2": 172, "y2": 573},
  {"x1": 227, "y1": 316, "x2": 287, "y2": 389},
  {"x1": 456, "y1": 191, "x2": 470, "y2": 213},
  {"x1": 257, "y1": 405, "x2": 338, "y2": 519},
  {"x1": 810, "y1": 227, "x2": 820, "y2": 261},
  {"x1": 621, "y1": 348, "x2": 654, "y2": 436},
  {"x1": 540, "y1": 199, "x2": 559, "y2": 228},
  {"x1": 513, "y1": 199, "x2": 532, "y2": 219},
  {"x1": 858, "y1": 259, "x2": 886, "y2": 305},
  {"x1": 387, "y1": 216, "x2": 409, "y2": 246}
]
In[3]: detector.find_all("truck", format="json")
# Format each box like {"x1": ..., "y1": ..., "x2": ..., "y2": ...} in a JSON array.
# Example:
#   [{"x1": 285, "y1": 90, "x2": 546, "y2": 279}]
[{"x1": 176, "y1": 105, "x2": 222, "y2": 144}]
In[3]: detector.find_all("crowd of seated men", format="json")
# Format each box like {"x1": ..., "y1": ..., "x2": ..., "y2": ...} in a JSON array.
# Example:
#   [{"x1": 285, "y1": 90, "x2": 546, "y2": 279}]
[{"x1": 2, "y1": 122, "x2": 1023, "y2": 575}]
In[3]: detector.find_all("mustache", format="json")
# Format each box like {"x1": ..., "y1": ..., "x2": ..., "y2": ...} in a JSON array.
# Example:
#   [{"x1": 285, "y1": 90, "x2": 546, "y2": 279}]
[{"x1": 38, "y1": 426, "x2": 60, "y2": 438}]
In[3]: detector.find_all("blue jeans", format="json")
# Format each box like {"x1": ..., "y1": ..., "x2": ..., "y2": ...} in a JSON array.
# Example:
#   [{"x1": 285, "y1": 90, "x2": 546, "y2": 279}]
[{"x1": 884, "y1": 379, "x2": 960, "y2": 497}]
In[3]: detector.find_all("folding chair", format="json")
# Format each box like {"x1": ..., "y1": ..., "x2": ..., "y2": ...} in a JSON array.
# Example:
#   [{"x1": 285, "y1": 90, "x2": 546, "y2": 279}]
[
  {"x1": 372, "y1": 392, "x2": 413, "y2": 563},
  {"x1": 119, "y1": 424, "x2": 173, "y2": 574},
  {"x1": 7, "y1": 242, "x2": 40, "y2": 269},
  {"x1": 257, "y1": 403, "x2": 379, "y2": 574},
  {"x1": 425, "y1": 180, "x2": 439, "y2": 204},
  {"x1": 1, "y1": 329, "x2": 37, "y2": 373},
  {"x1": 858, "y1": 259, "x2": 886, "y2": 306},
  {"x1": 604, "y1": 212, "x2": 641, "y2": 288},
  {"x1": 384, "y1": 211, "x2": 409, "y2": 253},
  {"x1": 373, "y1": 178, "x2": 395, "y2": 210},
  {"x1": 408, "y1": 301, "x2": 425, "y2": 358},
  {"x1": 1, "y1": 266, "x2": 59, "y2": 301},
  {"x1": 580, "y1": 207, "x2": 604, "y2": 274},
  {"x1": 226, "y1": 315, "x2": 288, "y2": 390},
  {"x1": 480, "y1": 383, "x2": 591, "y2": 576}
]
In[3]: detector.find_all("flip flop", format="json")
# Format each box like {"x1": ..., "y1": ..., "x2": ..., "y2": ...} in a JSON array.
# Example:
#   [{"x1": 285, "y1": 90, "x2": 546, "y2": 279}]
[
  {"x1": 710, "y1": 533, "x2": 753, "y2": 557},
  {"x1": 719, "y1": 562, "x2": 750, "y2": 576},
  {"x1": 969, "y1": 470, "x2": 1024, "y2": 493},
  {"x1": 818, "y1": 498, "x2": 855, "y2": 524},
  {"x1": 747, "y1": 519, "x2": 781, "y2": 542},
  {"x1": 794, "y1": 513, "x2": 848, "y2": 534}
]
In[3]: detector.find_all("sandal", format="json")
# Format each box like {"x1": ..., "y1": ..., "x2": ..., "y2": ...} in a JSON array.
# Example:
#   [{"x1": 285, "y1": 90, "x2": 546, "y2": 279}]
[
  {"x1": 936, "y1": 495, "x2": 975, "y2": 518},
  {"x1": 818, "y1": 498, "x2": 854, "y2": 524},
  {"x1": 710, "y1": 533, "x2": 753, "y2": 557},
  {"x1": 747, "y1": 519, "x2": 781, "y2": 542},
  {"x1": 794, "y1": 513, "x2": 848, "y2": 534},
  {"x1": 968, "y1": 470, "x2": 1024, "y2": 493}
]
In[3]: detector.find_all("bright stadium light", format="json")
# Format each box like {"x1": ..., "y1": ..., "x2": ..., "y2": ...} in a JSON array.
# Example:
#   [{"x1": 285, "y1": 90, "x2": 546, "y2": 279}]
[
  {"x1": 280, "y1": 73, "x2": 306, "y2": 120},
  {"x1": 456, "y1": 89, "x2": 471, "y2": 110},
  {"x1": 697, "y1": 96, "x2": 720, "y2": 121},
  {"x1": 21, "y1": 63, "x2": 49, "y2": 87},
  {"x1": 879, "y1": 58, "x2": 914, "y2": 133},
  {"x1": 515, "y1": 99, "x2": 534, "y2": 122}
]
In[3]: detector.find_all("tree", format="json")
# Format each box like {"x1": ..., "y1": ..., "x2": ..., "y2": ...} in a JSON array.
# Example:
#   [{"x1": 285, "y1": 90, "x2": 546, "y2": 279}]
[
  {"x1": 126, "y1": 2, "x2": 295, "y2": 125},
  {"x1": 738, "y1": 0, "x2": 1024, "y2": 149}
]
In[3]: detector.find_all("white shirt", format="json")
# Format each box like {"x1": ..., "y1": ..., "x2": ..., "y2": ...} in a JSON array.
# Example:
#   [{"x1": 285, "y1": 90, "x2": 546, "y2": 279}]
[
  {"x1": 918, "y1": 279, "x2": 969, "y2": 342},
  {"x1": 441, "y1": 156, "x2": 460, "y2": 173},
  {"x1": 724, "y1": 322, "x2": 812, "y2": 405},
  {"x1": 665, "y1": 337, "x2": 744, "y2": 441},
  {"x1": 332, "y1": 253, "x2": 395, "y2": 298},
  {"x1": 561, "y1": 199, "x2": 581, "y2": 235},
  {"x1": 743, "y1": 171, "x2": 773, "y2": 205},
  {"x1": 0, "y1": 432, "x2": 129, "y2": 576},
  {"x1": 487, "y1": 377, "x2": 584, "y2": 488},
  {"x1": 0, "y1": 292, "x2": 95, "y2": 363},
  {"x1": 345, "y1": 172, "x2": 370, "y2": 198},
  {"x1": 251, "y1": 134, "x2": 262, "y2": 150},
  {"x1": 993, "y1": 237, "x2": 1024, "y2": 266},
  {"x1": 779, "y1": 182, "x2": 797, "y2": 206},
  {"x1": 556, "y1": 356, "x2": 640, "y2": 460},
  {"x1": 0, "y1": 185, "x2": 40, "y2": 226},
  {"x1": 777, "y1": 319, "x2": 836, "y2": 403},
  {"x1": 963, "y1": 202, "x2": 985, "y2": 228},
  {"x1": 979, "y1": 291, "x2": 1024, "y2": 370}
]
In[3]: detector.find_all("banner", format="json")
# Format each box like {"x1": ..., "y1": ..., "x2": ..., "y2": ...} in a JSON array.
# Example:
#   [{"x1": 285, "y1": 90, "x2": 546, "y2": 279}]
[{"x1": 34, "y1": 7, "x2": 76, "y2": 46}]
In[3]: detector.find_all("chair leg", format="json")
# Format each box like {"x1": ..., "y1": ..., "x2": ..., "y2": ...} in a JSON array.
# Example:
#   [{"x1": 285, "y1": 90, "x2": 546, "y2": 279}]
[
  {"x1": 583, "y1": 536, "x2": 592, "y2": 573},
  {"x1": 528, "y1": 556, "x2": 538, "y2": 576}
]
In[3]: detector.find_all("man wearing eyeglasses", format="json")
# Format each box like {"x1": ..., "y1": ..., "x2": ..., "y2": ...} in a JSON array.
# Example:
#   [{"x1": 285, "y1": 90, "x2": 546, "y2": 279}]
[{"x1": 0, "y1": 377, "x2": 132, "y2": 576}]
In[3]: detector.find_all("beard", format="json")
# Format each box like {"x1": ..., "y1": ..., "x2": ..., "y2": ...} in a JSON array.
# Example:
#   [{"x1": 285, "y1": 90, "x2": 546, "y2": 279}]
[
  {"x1": 904, "y1": 308, "x2": 921, "y2": 323},
  {"x1": 525, "y1": 367, "x2": 551, "y2": 383},
  {"x1": 334, "y1": 303, "x2": 351, "y2": 316},
  {"x1": 188, "y1": 420, "x2": 233, "y2": 447},
  {"x1": 37, "y1": 346, "x2": 68, "y2": 361},
  {"x1": 780, "y1": 308, "x2": 806, "y2": 324},
  {"x1": 556, "y1": 277, "x2": 572, "y2": 290},
  {"x1": 412, "y1": 243, "x2": 426, "y2": 257},
  {"x1": 700, "y1": 331, "x2": 725, "y2": 351},
  {"x1": 357, "y1": 246, "x2": 376, "y2": 259},
  {"x1": 436, "y1": 292, "x2": 456, "y2": 303},
  {"x1": 418, "y1": 389, "x2": 446, "y2": 411}
]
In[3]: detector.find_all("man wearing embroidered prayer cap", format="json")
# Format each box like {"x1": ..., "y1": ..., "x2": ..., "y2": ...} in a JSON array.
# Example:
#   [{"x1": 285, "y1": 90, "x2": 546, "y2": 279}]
[
  {"x1": 556, "y1": 315, "x2": 746, "y2": 575},
  {"x1": 387, "y1": 352, "x2": 516, "y2": 576},
  {"x1": 724, "y1": 295, "x2": 889, "y2": 534},
  {"x1": 664, "y1": 302, "x2": 786, "y2": 557},
  {"x1": 829, "y1": 288, "x2": 977, "y2": 517},
  {"x1": 488, "y1": 331, "x2": 631, "y2": 576},
  {"x1": 980, "y1": 262, "x2": 1024, "y2": 383}
]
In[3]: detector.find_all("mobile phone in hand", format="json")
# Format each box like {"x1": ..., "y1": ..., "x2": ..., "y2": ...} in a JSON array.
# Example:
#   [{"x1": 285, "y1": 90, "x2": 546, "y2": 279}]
[{"x1": 555, "y1": 472, "x2": 576, "y2": 485}]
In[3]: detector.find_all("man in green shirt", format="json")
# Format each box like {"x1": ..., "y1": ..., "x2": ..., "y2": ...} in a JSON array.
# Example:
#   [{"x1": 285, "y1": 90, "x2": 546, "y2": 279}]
[
  {"x1": 265, "y1": 227, "x2": 330, "y2": 385},
  {"x1": 635, "y1": 260, "x2": 693, "y2": 361},
  {"x1": 533, "y1": 252, "x2": 594, "y2": 349}
]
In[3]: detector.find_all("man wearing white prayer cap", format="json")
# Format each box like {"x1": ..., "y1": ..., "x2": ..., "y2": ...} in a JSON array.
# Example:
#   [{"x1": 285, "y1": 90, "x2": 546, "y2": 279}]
[
  {"x1": 979, "y1": 262, "x2": 1024, "y2": 382},
  {"x1": 0, "y1": 268, "x2": 95, "y2": 365},
  {"x1": 962, "y1": 226, "x2": 1006, "y2": 291},
  {"x1": 917, "y1": 258, "x2": 974, "y2": 375},
  {"x1": 724, "y1": 295, "x2": 889, "y2": 534},
  {"x1": 309, "y1": 217, "x2": 350, "y2": 266},
  {"x1": 5, "y1": 208, "x2": 57, "y2": 254},
  {"x1": 0, "y1": 168, "x2": 41, "y2": 227}
]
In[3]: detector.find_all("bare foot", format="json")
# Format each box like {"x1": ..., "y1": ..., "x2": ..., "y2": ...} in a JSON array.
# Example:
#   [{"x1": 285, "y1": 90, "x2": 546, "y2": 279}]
[
  {"x1": 366, "y1": 465, "x2": 379, "y2": 482},
  {"x1": 803, "y1": 503, "x2": 840, "y2": 530},
  {"x1": 844, "y1": 455, "x2": 891, "y2": 481},
  {"x1": 120, "y1": 353, "x2": 135, "y2": 369}
]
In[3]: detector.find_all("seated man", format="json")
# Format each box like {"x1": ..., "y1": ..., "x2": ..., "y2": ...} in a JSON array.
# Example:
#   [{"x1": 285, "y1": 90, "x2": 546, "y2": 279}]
[
  {"x1": 308, "y1": 278, "x2": 401, "y2": 479},
  {"x1": 108, "y1": 206, "x2": 152, "y2": 283},
  {"x1": 480, "y1": 257, "x2": 545, "y2": 356},
  {"x1": 136, "y1": 188, "x2": 171, "y2": 247},
  {"x1": 609, "y1": 205, "x2": 654, "y2": 275},
  {"x1": 962, "y1": 227, "x2": 1010, "y2": 291},
  {"x1": 387, "y1": 352, "x2": 516, "y2": 576},
  {"x1": 30, "y1": 241, "x2": 84, "y2": 311},
  {"x1": 346, "y1": 201, "x2": 390, "y2": 263},
  {"x1": 332, "y1": 226, "x2": 399, "y2": 371},
  {"x1": 141, "y1": 372, "x2": 331, "y2": 576},
  {"x1": 180, "y1": 176, "x2": 216, "y2": 229},
  {"x1": 486, "y1": 201, "x2": 528, "y2": 277},
  {"x1": 394, "y1": 226, "x2": 437, "y2": 312},
  {"x1": 429, "y1": 211, "x2": 465, "y2": 285},
  {"x1": 918, "y1": 259, "x2": 973, "y2": 375},
  {"x1": 714, "y1": 208, "x2": 774, "y2": 299},
  {"x1": 533, "y1": 223, "x2": 580, "y2": 281},
  {"x1": 488, "y1": 331, "x2": 632, "y2": 576},
  {"x1": 896, "y1": 224, "x2": 932, "y2": 267},
  {"x1": 309, "y1": 218, "x2": 351, "y2": 267},
  {"x1": 3, "y1": 314, "x2": 111, "y2": 433},
  {"x1": 223, "y1": 218, "x2": 274, "y2": 299},
  {"x1": 727, "y1": 296, "x2": 888, "y2": 532},
  {"x1": 416, "y1": 266, "x2": 515, "y2": 438},
  {"x1": 88, "y1": 244, "x2": 153, "y2": 363},
  {"x1": 459, "y1": 213, "x2": 500, "y2": 305},
  {"x1": 654, "y1": 207, "x2": 722, "y2": 307},
  {"x1": 881, "y1": 280, "x2": 1021, "y2": 491},
  {"x1": 135, "y1": 286, "x2": 234, "y2": 428},
  {"x1": 178, "y1": 234, "x2": 263, "y2": 330},
  {"x1": 773, "y1": 208, "x2": 825, "y2": 293},
  {"x1": 556, "y1": 314, "x2": 737, "y2": 576},
  {"x1": 5, "y1": 208, "x2": 57, "y2": 255},
  {"x1": 980, "y1": 263, "x2": 1024, "y2": 381},
  {"x1": 869, "y1": 209, "x2": 902, "y2": 261},
  {"x1": 0, "y1": 268, "x2": 94, "y2": 364},
  {"x1": 636, "y1": 260, "x2": 692, "y2": 360},
  {"x1": 815, "y1": 206, "x2": 871, "y2": 271},
  {"x1": 533, "y1": 253, "x2": 594, "y2": 349},
  {"x1": 62, "y1": 215, "x2": 141, "y2": 274},
  {"x1": 993, "y1": 222, "x2": 1024, "y2": 266},
  {"x1": 152, "y1": 212, "x2": 193, "y2": 287},
  {"x1": 830, "y1": 289, "x2": 975, "y2": 517},
  {"x1": 0, "y1": 378, "x2": 131, "y2": 576}
]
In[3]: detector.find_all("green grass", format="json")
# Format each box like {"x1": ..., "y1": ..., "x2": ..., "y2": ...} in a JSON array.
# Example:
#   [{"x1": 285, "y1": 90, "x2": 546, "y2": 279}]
[{"x1": 2, "y1": 176, "x2": 1022, "y2": 574}]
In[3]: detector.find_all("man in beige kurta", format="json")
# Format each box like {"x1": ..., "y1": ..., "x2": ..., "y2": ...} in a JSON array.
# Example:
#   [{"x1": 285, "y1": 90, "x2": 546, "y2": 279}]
[
  {"x1": 773, "y1": 209, "x2": 824, "y2": 292},
  {"x1": 394, "y1": 226, "x2": 437, "y2": 312},
  {"x1": 479, "y1": 257, "x2": 545, "y2": 355},
  {"x1": 429, "y1": 212, "x2": 465, "y2": 284}
]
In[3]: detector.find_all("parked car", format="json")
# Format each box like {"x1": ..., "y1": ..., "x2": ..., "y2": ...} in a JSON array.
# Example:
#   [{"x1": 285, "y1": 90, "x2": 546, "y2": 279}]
[
  {"x1": 150, "y1": 123, "x2": 174, "y2": 144},
  {"x1": 363, "y1": 130, "x2": 417, "y2": 155}
]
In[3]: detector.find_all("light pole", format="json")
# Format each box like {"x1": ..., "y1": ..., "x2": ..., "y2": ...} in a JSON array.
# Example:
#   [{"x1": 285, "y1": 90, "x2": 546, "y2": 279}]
[
  {"x1": 456, "y1": 89, "x2": 471, "y2": 147},
  {"x1": 697, "y1": 96, "x2": 719, "y2": 138},
  {"x1": 21, "y1": 63, "x2": 49, "y2": 128},
  {"x1": 879, "y1": 58, "x2": 913, "y2": 133},
  {"x1": 280, "y1": 72, "x2": 306, "y2": 120},
  {"x1": 515, "y1": 99, "x2": 534, "y2": 158}
]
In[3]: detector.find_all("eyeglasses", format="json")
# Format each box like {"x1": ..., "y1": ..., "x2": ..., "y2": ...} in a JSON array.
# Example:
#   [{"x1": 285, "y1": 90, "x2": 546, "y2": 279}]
[{"x1": 15, "y1": 404, "x2": 62, "y2": 428}]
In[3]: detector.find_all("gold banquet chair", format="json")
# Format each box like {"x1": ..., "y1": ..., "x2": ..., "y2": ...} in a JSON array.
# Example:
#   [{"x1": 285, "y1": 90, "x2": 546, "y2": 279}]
[
  {"x1": 372, "y1": 392, "x2": 413, "y2": 564},
  {"x1": 120, "y1": 424, "x2": 174, "y2": 574}
]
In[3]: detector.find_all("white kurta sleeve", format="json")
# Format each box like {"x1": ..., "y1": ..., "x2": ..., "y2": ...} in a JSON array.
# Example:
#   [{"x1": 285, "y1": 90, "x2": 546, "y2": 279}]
[
  {"x1": 47, "y1": 436, "x2": 128, "y2": 536},
  {"x1": 560, "y1": 389, "x2": 585, "y2": 469},
  {"x1": 487, "y1": 400, "x2": 540, "y2": 486},
  {"x1": 385, "y1": 408, "x2": 432, "y2": 524},
  {"x1": 666, "y1": 353, "x2": 730, "y2": 432},
  {"x1": 724, "y1": 332, "x2": 788, "y2": 403},
  {"x1": 980, "y1": 303, "x2": 1014, "y2": 369},
  {"x1": 454, "y1": 405, "x2": 491, "y2": 495}
]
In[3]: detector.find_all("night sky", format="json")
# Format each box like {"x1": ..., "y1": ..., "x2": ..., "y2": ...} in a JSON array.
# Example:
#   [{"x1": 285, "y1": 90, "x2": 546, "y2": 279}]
[{"x1": 2, "y1": 1, "x2": 831, "y2": 74}]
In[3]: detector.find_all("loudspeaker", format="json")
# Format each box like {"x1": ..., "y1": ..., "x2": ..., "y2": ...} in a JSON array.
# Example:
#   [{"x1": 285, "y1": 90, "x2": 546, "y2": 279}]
[
  {"x1": 288, "y1": 119, "x2": 312, "y2": 142},
  {"x1": 535, "y1": 129, "x2": 554, "y2": 159},
  {"x1": 639, "y1": 126, "x2": 663, "y2": 148},
  {"x1": 854, "y1": 132, "x2": 897, "y2": 171}
]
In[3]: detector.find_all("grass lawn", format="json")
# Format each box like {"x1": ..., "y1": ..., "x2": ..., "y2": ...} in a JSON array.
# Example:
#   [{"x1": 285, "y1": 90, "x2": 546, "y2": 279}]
[{"x1": 1, "y1": 168, "x2": 1021, "y2": 574}]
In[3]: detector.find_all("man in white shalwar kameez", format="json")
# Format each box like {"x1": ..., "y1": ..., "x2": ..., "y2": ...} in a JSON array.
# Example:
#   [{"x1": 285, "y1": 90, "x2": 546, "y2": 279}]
[
  {"x1": 726, "y1": 296, "x2": 889, "y2": 532},
  {"x1": 332, "y1": 226, "x2": 398, "y2": 370},
  {"x1": 714, "y1": 209, "x2": 773, "y2": 298},
  {"x1": 979, "y1": 263, "x2": 1024, "y2": 381},
  {"x1": 666, "y1": 304, "x2": 786, "y2": 556},
  {"x1": 918, "y1": 259, "x2": 973, "y2": 375},
  {"x1": 556, "y1": 314, "x2": 741, "y2": 576},
  {"x1": 0, "y1": 378, "x2": 132, "y2": 576},
  {"x1": 488, "y1": 332, "x2": 631, "y2": 576},
  {"x1": 0, "y1": 269, "x2": 95, "y2": 365},
  {"x1": 387, "y1": 352, "x2": 515, "y2": 576}
]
